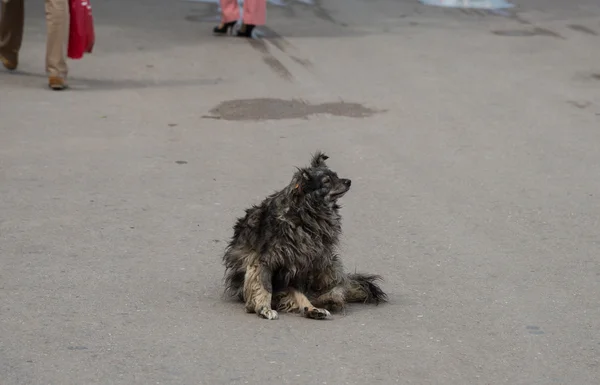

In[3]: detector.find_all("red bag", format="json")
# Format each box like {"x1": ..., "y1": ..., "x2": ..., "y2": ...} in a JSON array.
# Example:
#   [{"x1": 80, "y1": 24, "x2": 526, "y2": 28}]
[{"x1": 67, "y1": 0, "x2": 95, "y2": 59}]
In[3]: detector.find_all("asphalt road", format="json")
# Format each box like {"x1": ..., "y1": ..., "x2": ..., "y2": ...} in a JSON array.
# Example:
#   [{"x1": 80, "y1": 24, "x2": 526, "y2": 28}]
[{"x1": 1, "y1": 0, "x2": 599, "y2": 384}]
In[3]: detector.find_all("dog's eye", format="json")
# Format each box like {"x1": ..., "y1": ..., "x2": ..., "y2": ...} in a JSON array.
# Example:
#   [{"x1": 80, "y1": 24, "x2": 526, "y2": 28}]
[{"x1": 322, "y1": 177, "x2": 330, "y2": 184}]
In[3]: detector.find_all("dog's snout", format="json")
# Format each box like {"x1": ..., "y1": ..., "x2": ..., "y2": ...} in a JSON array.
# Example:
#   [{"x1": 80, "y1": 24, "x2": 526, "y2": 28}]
[{"x1": 344, "y1": 179, "x2": 351, "y2": 187}]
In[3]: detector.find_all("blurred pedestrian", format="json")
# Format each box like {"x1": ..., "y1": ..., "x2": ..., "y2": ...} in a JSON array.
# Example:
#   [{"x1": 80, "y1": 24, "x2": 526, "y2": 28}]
[
  {"x1": 0, "y1": 0, "x2": 69, "y2": 90},
  {"x1": 213, "y1": 0, "x2": 266, "y2": 38}
]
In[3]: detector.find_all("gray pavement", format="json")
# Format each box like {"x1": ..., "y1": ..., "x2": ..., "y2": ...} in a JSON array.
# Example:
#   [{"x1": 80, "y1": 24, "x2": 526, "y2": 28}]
[{"x1": 1, "y1": 0, "x2": 600, "y2": 384}]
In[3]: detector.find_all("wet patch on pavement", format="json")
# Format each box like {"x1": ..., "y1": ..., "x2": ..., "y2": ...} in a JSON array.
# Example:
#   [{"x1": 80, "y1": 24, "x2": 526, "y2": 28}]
[
  {"x1": 290, "y1": 55, "x2": 313, "y2": 69},
  {"x1": 263, "y1": 56, "x2": 294, "y2": 81},
  {"x1": 526, "y1": 326, "x2": 545, "y2": 335},
  {"x1": 418, "y1": 0, "x2": 514, "y2": 9},
  {"x1": 567, "y1": 101, "x2": 591, "y2": 110},
  {"x1": 492, "y1": 29, "x2": 537, "y2": 37},
  {"x1": 492, "y1": 27, "x2": 564, "y2": 39},
  {"x1": 247, "y1": 39, "x2": 294, "y2": 81},
  {"x1": 310, "y1": 0, "x2": 336, "y2": 24},
  {"x1": 245, "y1": 34, "x2": 314, "y2": 81},
  {"x1": 568, "y1": 24, "x2": 598, "y2": 36},
  {"x1": 205, "y1": 98, "x2": 382, "y2": 121}
]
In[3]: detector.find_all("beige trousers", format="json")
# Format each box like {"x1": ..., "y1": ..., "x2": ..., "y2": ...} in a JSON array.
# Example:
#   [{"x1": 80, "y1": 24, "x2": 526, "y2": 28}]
[{"x1": 0, "y1": 0, "x2": 69, "y2": 77}]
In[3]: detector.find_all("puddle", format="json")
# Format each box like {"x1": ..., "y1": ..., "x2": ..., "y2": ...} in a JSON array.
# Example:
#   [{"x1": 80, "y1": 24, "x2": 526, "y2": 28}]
[
  {"x1": 418, "y1": 0, "x2": 514, "y2": 9},
  {"x1": 205, "y1": 98, "x2": 381, "y2": 121}
]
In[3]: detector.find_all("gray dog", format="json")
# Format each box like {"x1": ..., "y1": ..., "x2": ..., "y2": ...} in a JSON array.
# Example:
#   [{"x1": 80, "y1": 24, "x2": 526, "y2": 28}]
[{"x1": 222, "y1": 152, "x2": 387, "y2": 320}]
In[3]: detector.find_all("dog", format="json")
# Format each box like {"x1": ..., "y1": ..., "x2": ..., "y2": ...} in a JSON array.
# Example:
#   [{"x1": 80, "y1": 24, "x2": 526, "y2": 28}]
[{"x1": 222, "y1": 151, "x2": 387, "y2": 320}]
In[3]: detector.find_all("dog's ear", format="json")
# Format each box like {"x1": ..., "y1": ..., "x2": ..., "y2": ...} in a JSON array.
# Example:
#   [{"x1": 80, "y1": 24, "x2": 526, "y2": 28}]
[
  {"x1": 310, "y1": 151, "x2": 329, "y2": 168},
  {"x1": 292, "y1": 168, "x2": 312, "y2": 193}
]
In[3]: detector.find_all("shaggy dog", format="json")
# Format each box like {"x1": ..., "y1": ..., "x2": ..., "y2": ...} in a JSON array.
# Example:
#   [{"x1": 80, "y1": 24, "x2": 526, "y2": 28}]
[{"x1": 222, "y1": 152, "x2": 387, "y2": 320}]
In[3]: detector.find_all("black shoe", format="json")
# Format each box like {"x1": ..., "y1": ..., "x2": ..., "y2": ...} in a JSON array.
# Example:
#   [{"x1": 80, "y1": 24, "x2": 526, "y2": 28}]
[
  {"x1": 236, "y1": 24, "x2": 255, "y2": 38},
  {"x1": 213, "y1": 21, "x2": 236, "y2": 35}
]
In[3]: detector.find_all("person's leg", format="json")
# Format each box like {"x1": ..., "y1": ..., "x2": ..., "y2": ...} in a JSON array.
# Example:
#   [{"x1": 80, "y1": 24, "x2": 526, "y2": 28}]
[
  {"x1": 242, "y1": 0, "x2": 266, "y2": 26},
  {"x1": 220, "y1": 0, "x2": 240, "y2": 23},
  {"x1": 213, "y1": 0, "x2": 240, "y2": 34},
  {"x1": 0, "y1": 0, "x2": 25, "y2": 70},
  {"x1": 45, "y1": 0, "x2": 68, "y2": 89},
  {"x1": 235, "y1": 0, "x2": 265, "y2": 37}
]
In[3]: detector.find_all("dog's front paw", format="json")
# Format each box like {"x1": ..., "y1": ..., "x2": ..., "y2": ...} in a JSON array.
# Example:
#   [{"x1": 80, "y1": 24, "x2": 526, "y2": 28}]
[
  {"x1": 258, "y1": 307, "x2": 279, "y2": 320},
  {"x1": 303, "y1": 307, "x2": 331, "y2": 320}
]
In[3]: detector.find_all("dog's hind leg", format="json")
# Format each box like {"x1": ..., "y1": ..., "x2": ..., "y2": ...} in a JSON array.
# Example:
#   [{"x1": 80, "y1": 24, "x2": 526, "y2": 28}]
[
  {"x1": 310, "y1": 255, "x2": 348, "y2": 312},
  {"x1": 312, "y1": 286, "x2": 346, "y2": 312},
  {"x1": 243, "y1": 263, "x2": 278, "y2": 320},
  {"x1": 275, "y1": 288, "x2": 331, "y2": 320}
]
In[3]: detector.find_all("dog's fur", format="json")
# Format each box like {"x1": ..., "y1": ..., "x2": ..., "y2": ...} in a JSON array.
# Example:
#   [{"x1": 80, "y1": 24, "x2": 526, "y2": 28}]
[{"x1": 222, "y1": 152, "x2": 387, "y2": 320}]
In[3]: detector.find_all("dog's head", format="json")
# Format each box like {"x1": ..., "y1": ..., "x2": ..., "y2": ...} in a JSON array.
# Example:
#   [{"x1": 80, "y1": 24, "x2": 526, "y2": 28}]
[{"x1": 291, "y1": 151, "x2": 352, "y2": 205}]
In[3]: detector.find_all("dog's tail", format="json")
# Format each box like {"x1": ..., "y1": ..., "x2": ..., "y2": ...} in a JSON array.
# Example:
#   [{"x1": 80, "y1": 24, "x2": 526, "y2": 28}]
[{"x1": 345, "y1": 273, "x2": 388, "y2": 304}]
